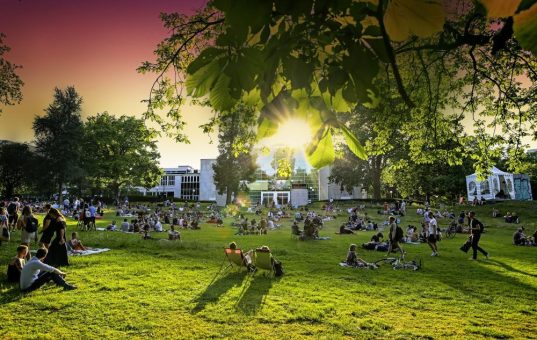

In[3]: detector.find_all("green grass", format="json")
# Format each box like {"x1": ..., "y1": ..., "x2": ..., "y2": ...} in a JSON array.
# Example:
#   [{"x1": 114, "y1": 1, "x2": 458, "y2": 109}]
[{"x1": 1, "y1": 201, "x2": 536, "y2": 339}]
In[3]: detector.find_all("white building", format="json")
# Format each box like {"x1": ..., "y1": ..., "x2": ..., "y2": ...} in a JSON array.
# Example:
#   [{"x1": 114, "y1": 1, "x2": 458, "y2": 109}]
[{"x1": 139, "y1": 160, "x2": 365, "y2": 205}]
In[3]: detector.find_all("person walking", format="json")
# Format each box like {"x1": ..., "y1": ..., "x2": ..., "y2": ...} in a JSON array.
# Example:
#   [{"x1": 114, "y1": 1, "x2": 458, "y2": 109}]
[
  {"x1": 427, "y1": 212, "x2": 439, "y2": 256},
  {"x1": 468, "y1": 211, "x2": 489, "y2": 260},
  {"x1": 16, "y1": 206, "x2": 39, "y2": 261},
  {"x1": 7, "y1": 197, "x2": 21, "y2": 232},
  {"x1": 387, "y1": 216, "x2": 404, "y2": 259}
]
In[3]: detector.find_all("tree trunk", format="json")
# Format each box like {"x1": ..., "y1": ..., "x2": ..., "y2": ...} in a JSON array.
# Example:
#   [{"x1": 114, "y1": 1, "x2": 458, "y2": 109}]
[
  {"x1": 225, "y1": 187, "x2": 232, "y2": 205},
  {"x1": 58, "y1": 182, "x2": 63, "y2": 203},
  {"x1": 371, "y1": 156, "x2": 382, "y2": 200}
]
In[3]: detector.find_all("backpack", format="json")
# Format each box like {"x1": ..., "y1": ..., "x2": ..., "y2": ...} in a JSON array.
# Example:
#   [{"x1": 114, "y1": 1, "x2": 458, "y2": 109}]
[
  {"x1": 25, "y1": 216, "x2": 38, "y2": 233},
  {"x1": 85, "y1": 210, "x2": 91, "y2": 218},
  {"x1": 395, "y1": 226, "x2": 404, "y2": 242},
  {"x1": 274, "y1": 261, "x2": 284, "y2": 277},
  {"x1": 7, "y1": 203, "x2": 17, "y2": 215}
]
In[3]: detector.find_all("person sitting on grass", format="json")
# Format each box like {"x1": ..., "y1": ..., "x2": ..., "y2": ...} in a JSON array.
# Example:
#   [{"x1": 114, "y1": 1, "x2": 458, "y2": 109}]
[
  {"x1": 168, "y1": 225, "x2": 180, "y2": 241},
  {"x1": 339, "y1": 223, "x2": 355, "y2": 234},
  {"x1": 121, "y1": 219, "x2": 130, "y2": 232},
  {"x1": 7, "y1": 245, "x2": 28, "y2": 283},
  {"x1": 345, "y1": 244, "x2": 377, "y2": 268},
  {"x1": 107, "y1": 220, "x2": 117, "y2": 231},
  {"x1": 291, "y1": 221, "x2": 302, "y2": 236},
  {"x1": 513, "y1": 228, "x2": 529, "y2": 246},
  {"x1": 68, "y1": 232, "x2": 87, "y2": 251},
  {"x1": 142, "y1": 224, "x2": 152, "y2": 239},
  {"x1": 20, "y1": 247, "x2": 76, "y2": 292},
  {"x1": 371, "y1": 232, "x2": 383, "y2": 243},
  {"x1": 504, "y1": 212, "x2": 513, "y2": 223}
]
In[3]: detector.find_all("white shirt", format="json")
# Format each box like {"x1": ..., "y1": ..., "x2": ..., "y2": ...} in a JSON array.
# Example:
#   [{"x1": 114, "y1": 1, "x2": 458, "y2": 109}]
[
  {"x1": 155, "y1": 221, "x2": 163, "y2": 232},
  {"x1": 428, "y1": 218, "x2": 438, "y2": 235},
  {"x1": 20, "y1": 257, "x2": 57, "y2": 290}
]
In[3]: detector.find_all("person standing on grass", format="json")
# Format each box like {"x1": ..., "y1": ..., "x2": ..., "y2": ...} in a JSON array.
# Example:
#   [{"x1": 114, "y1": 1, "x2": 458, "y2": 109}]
[
  {"x1": 387, "y1": 216, "x2": 404, "y2": 259},
  {"x1": 427, "y1": 212, "x2": 439, "y2": 256},
  {"x1": 468, "y1": 211, "x2": 489, "y2": 260},
  {"x1": 39, "y1": 204, "x2": 54, "y2": 249},
  {"x1": 44, "y1": 208, "x2": 69, "y2": 267},
  {"x1": 20, "y1": 247, "x2": 76, "y2": 292},
  {"x1": 16, "y1": 206, "x2": 39, "y2": 261},
  {"x1": 7, "y1": 197, "x2": 21, "y2": 232}
]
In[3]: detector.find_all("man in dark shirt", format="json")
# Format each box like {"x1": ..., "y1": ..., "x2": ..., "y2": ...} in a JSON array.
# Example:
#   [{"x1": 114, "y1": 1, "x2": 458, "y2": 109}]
[{"x1": 468, "y1": 211, "x2": 489, "y2": 260}]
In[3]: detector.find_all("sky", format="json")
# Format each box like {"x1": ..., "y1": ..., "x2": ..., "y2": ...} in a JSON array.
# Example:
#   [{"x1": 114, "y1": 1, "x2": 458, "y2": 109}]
[{"x1": 0, "y1": 0, "x2": 217, "y2": 168}]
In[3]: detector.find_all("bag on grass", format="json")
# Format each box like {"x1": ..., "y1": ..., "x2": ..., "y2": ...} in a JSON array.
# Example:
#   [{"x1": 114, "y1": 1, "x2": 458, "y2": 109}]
[
  {"x1": 274, "y1": 261, "x2": 284, "y2": 277},
  {"x1": 460, "y1": 236, "x2": 472, "y2": 253},
  {"x1": 1, "y1": 226, "x2": 9, "y2": 241}
]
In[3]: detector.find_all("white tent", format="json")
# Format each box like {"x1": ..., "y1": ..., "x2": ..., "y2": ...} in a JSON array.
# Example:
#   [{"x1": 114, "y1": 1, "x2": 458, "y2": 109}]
[{"x1": 466, "y1": 167, "x2": 515, "y2": 201}]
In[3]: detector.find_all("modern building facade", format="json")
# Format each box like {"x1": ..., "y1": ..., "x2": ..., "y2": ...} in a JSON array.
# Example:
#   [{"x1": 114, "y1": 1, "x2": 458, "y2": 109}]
[{"x1": 139, "y1": 158, "x2": 365, "y2": 206}]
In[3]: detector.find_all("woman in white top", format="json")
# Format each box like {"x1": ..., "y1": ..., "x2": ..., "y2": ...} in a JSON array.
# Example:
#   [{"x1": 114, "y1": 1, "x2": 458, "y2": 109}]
[{"x1": 427, "y1": 212, "x2": 439, "y2": 256}]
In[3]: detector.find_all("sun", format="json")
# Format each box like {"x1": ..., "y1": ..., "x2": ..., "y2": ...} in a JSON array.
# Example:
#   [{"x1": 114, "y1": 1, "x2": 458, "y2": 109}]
[{"x1": 262, "y1": 118, "x2": 313, "y2": 150}]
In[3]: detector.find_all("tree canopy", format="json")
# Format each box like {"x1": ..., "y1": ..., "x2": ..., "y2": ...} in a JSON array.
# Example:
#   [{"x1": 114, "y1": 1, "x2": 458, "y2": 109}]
[
  {"x1": 140, "y1": 0, "x2": 536, "y2": 176},
  {"x1": 82, "y1": 112, "x2": 162, "y2": 201},
  {"x1": 0, "y1": 33, "x2": 23, "y2": 112},
  {"x1": 33, "y1": 87, "x2": 84, "y2": 202}
]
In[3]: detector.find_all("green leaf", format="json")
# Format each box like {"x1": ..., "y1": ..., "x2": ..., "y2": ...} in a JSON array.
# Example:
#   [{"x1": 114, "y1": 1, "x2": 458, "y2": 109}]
[
  {"x1": 341, "y1": 44, "x2": 379, "y2": 102},
  {"x1": 514, "y1": 2, "x2": 537, "y2": 54},
  {"x1": 185, "y1": 60, "x2": 221, "y2": 97},
  {"x1": 384, "y1": 0, "x2": 445, "y2": 42},
  {"x1": 283, "y1": 56, "x2": 314, "y2": 89},
  {"x1": 186, "y1": 47, "x2": 225, "y2": 75},
  {"x1": 257, "y1": 117, "x2": 278, "y2": 140},
  {"x1": 306, "y1": 127, "x2": 335, "y2": 168},
  {"x1": 209, "y1": 73, "x2": 236, "y2": 111},
  {"x1": 340, "y1": 125, "x2": 367, "y2": 160}
]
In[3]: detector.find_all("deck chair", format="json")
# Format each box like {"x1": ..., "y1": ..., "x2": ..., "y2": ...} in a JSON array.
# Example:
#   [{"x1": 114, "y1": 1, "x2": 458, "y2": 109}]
[
  {"x1": 224, "y1": 248, "x2": 249, "y2": 271},
  {"x1": 254, "y1": 250, "x2": 275, "y2": 276}
]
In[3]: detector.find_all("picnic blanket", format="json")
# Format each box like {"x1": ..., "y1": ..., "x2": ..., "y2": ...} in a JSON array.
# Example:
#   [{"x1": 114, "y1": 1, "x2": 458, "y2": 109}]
[{"x1": 68, "y1": 248, "x2": 110, "y2": 256}]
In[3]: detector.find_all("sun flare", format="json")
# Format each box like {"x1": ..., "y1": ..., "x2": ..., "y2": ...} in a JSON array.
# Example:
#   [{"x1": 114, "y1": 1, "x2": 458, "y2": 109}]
[{"x1": 262, "y1": 118, "x2": 313, "y2": 149}]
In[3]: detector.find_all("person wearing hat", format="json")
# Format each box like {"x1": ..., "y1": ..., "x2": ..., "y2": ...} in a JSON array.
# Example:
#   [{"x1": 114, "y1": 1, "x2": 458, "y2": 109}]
[{"x1": 387, "y1": 216, "x2": 404, "y2": 259}]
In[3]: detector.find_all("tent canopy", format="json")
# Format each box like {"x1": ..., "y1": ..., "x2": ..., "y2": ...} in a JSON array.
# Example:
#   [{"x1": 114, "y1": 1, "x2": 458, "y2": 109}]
[{"x1": 466, "y1": 167, "x2": 515, "y2": 201}]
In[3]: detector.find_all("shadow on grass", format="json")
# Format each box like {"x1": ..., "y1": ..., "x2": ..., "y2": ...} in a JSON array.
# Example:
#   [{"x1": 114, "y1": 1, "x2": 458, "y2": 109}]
[
  {"x1": 485, "y1": 259, "x2": 537, "y2": 278},
  {"x1": 0, "y1": 284, "x2": 23, "y2": 306},
  {"x1": 235, "y1": 275, "x2": 275, "y2": 315},
  {"x1": 191, "y1": 270, "x2": 247, "y2": 313}
]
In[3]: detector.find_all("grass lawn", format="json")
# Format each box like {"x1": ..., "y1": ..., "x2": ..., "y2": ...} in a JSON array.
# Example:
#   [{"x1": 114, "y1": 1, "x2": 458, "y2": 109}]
[{"x1": 0, "y1": 201, "x2": 536, "y2": 339}]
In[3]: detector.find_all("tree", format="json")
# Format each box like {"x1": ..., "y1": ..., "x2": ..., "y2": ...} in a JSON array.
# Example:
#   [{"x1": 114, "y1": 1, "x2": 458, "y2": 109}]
[
  {"x1": 33, "y1": 87, "x2": 84, "y2": 202},
  {"x1": 81, "y1": 112, "x2": 162, "y2": 201},
  {"x1": 270, "y1": 147, "x2": 295, "y2": 179},
  {"x1": 0, "y1": 33, "x2": 23, "y2": 112},
  {"x1": 0, "y1": 142, "x2": 36, "y2": 197},
  {"x1": 213, "y1": 104, "x2": 258, "y2": 204},
  {"x1": 141, "y1": 0, "x2": 536, "y2": 174}
]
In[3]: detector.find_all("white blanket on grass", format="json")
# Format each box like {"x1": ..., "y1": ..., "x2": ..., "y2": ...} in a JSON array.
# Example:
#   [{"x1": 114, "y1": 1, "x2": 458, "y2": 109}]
[{"x1": 68, "y1": 248, "x2": 110, "y2": 256}]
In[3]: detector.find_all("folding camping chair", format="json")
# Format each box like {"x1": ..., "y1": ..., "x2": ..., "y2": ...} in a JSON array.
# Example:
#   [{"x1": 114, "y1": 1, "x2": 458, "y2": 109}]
[
  {"x1": 254, "y1": 249, "x2": 275, "y2": 277},
  {"x1": 224, "y1": 248, "x2": 249, "y2": 271}
]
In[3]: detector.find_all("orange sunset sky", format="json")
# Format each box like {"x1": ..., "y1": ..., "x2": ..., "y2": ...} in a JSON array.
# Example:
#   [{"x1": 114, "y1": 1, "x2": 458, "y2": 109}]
[{"x1": 0, "y1": 0, "x2": 217, "y2": 168}]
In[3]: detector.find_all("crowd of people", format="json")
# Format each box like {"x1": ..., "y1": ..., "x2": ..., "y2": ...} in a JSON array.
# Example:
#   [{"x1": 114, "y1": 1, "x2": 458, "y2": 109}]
[{"x1": 2, "y1": 195, "x2": 534, "y2": 292}]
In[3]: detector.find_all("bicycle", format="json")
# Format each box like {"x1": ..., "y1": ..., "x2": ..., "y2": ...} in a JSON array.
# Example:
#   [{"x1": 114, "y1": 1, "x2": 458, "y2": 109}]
[
  {"x1": 444, "y1": 223, "x2": 457, "y2": 239},
  {"x1": 374, "y1": 257, "x2": 422, "y2": 271}
]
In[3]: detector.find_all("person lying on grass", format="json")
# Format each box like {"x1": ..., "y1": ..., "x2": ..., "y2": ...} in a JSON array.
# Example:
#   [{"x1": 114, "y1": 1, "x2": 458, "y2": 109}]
[
  {"x1": 20, "y1": 247, "x2": 76, "y2": 292},
  {"x1": 68, "y1": 232, "x2": 87, "y2": 251},
  {"x1": 7, "y1": 245, "x2": 28, "y2": 283},
  {"x1": 345, "y1": 244, "x2": 378, "y2": 269}
]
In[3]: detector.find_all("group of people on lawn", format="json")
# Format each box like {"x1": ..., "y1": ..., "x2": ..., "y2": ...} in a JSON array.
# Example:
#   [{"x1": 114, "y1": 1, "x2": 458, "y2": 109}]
[{"x1": 2, "y1": 199, "x2": 77, "y2": 292}]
